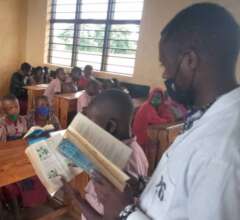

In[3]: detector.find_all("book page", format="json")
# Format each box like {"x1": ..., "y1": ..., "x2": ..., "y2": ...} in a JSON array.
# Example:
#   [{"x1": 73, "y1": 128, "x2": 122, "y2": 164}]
[
  {"x1": 25, "y1": 135, "x2": 82, "y2": 196},
  {"x1": 24, "y1": 124, "x2": 55, "y2": 138},
  {"x1": 68, "y1": 113, "x2": 132, "y2": 170}
]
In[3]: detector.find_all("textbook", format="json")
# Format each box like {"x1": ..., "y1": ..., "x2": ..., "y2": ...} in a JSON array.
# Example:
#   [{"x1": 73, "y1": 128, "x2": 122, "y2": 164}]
[
  {"x1": 25, "y1": 113, "x2": 132, "y2": 195},
  {"x1": 25, "y1": 134, "x2": 83, "y2": 196},
  {"x1": 23, "y1": 124, "x2": 55, "y2": 139}
]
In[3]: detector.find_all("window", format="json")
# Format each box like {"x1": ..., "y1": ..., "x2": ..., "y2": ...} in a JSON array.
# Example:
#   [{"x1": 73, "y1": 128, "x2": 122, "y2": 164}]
[{"x1": 48, "y1": 0, "x2": 144, "y2": 75}]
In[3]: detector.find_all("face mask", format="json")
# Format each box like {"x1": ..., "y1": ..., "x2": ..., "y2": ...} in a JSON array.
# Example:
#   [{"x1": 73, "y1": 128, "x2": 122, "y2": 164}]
[
  {"x1": 164, "y1": 55, "x2": 195, "y2": 107},
  {"x1": 151, "y1": 95, "x2": 161, "y2": 107},
  {"x1": 36, "y1": 106, "x2": 49, "y2": 117},
  {"x1": 8, "y1": 114, "x2": 18, "y2": 122}
]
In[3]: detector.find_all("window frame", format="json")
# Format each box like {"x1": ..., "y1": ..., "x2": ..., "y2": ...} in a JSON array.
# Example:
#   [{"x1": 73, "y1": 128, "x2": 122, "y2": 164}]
[{"x1": 48, "y1": 0, "x2": 142, "y2": 75}]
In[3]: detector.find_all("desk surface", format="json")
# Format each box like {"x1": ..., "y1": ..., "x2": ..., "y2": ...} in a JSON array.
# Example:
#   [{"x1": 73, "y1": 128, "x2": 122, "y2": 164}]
[
  {"x1": 24, "y1": 84, "x2": 48, "y2": 90},
  {"x1": 55, "y1": 91, "x2": 83, "y2": 100},
  {"x1": 0, "y1": 140, "x2": 35, "y2": 187}
]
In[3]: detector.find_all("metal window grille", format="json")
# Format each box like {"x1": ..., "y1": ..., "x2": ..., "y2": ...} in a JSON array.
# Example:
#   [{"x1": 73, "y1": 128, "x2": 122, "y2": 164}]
[{"x1": 48, "y1": 0, "x2": 144, "y2": 75}]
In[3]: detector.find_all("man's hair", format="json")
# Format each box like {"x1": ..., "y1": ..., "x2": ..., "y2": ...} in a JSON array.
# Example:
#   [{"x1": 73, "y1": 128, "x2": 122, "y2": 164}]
[
  {"x1": 161, "y1": 3, "x2": 240, "y2": 67},
  {"x1": 89, "y1": 89, "x2": 134, "y2": 120},
  {"x1": 20, "y1": 62, "x2": 32, "y2": 72},
  {"x1": 2, "y1": 94, "x2": 18, "y2": 102}
]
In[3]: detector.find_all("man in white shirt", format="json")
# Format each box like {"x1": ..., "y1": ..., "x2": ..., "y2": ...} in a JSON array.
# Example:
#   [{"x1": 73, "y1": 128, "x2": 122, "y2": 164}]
[{"x1": 63, "y1": 3, "x2": 240, "y2": 220}]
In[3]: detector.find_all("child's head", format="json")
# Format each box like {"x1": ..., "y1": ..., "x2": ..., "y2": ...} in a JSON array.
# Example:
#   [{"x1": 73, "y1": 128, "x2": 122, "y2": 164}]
[
  {"x1": 20, "y1": 62, "x2": 32, "y2": 76},
  {"x1": 35, "y1": 96, "x2": 50, "y2": 119},
  {"x1": 86, "y1": 79, "x2": 100, "y2": 97},
  {"x1": 85, "y1": 89, "x2": 134, "y2": 140},
  {"x1": 32, "y1": 66, "x2": 43, "y2": 81},
  {"x1": 71, "y1": 66, "x2": 82, "y2": 81},
  {"x1": 83, "y1": 65, "x2": 93, "y2": 78},
  {"x1": 56, "y1": 68, "x2": 66, "y2": 82},
  {"x1": 2, "y1": 95, "x2": 20, "y2": 121}
]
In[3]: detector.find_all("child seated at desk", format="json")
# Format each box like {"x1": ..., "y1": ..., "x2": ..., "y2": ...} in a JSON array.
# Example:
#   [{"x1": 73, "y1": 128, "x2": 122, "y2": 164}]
[
  {"x1": 63, "y1": 66, "x2": 82, "y2": 93},
  {"x1": 79, "y1": 65, "x2": 94, "y2": 90},
  {"x1": 44, "y1": 68, "x2": 66, "y2": 105},
  {"x1": 77, "y1": 79, "x2": 100, "y2": 113},
  {"x1": 81, "y1": 89, "x2": 149, "y2": 219},
  {"x1": 0, "y1": 95, "x2": 28, "y2": 142},
  {"x1": 132, "y1": 88, "x2": 174, "y2": 173},
  {"x1": 26, "y1": 95, "x2": 61, "y2": 130},
  {"x1": 32, "y1": 66, "x2": 44, "y2": 85},
  {"x1": 0, "y1": 95, "x2": 47, "y2": 218}
]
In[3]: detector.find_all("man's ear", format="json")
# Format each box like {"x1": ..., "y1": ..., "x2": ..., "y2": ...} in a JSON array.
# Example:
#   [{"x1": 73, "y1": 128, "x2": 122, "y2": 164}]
[{"x1": 105, "y1": 119, "x2": 117, "y2": 135}]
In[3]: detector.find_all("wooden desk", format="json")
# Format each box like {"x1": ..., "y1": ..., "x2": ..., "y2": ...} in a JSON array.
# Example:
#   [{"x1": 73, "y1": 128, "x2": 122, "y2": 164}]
[
  {"x1": 53, "y1": 92, "x2": 83, "y2": 129},
  {"x1": 0, "y1": 139, "x2": 89, "y2": 220},
  {"x1": 0, "y1": 140, "x2": 34, "y2": 187},
  {"x1": 147, "y1": 123, "x2": 183, "y2": 169},
  {"x1": 24, "y1": 84, "x2": 48, "y2": 111}
]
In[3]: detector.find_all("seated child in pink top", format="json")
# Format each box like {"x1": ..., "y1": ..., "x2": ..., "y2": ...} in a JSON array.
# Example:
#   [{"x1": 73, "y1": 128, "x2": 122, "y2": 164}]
[
  {"x1": 77, "y1": 79, "x2": 100, "y2": 113},
  {"x1": 63, "y1": 89, "x2": 149, "y2": 220},
  {"x1": 0, "y1": 95, "x2": 47, "y2": 219},
  {"x1": 44, "y1": 68, "x2": 66, "y2": 104}
]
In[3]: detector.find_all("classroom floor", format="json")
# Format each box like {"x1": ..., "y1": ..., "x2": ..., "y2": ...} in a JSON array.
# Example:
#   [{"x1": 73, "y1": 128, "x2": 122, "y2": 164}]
[{"x1": 2, "y1": 200, "x2": 76, "y2": 220}]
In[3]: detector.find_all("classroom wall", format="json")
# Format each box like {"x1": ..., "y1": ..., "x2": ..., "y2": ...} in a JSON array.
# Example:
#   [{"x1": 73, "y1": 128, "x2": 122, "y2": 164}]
[
  {"x1": 24, "y1": 0, "x2": 240, "y2": 87},
  {"x1": 0, "y1": 0, "x2": 27, "y2": 96}
]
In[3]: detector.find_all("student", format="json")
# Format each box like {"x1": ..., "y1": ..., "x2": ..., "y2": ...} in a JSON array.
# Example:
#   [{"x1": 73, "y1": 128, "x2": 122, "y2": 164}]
[
  {"x1": 77, "y1": 79, "x2": 100, "y2": 113},
  {"x1": 0, "y1": 95, "x2": 47, "y2": 218},
  {"x1": 43, "y1": 66, "x2": 52, "y2": 83},
  {"x1": 79, "y1": 65, "x2": 94, "y2": 90},
  {"x1": 44, "y1": 68, "x2": 66, "y2": 104},
  {"x1": 32, "y1": 66, "x2": 44, "y2": 85},
  {"x1": 0, "y1": 95, "x2": 28, "y2": 142},
  {"x1": 9, "y1": 62, "x2": 32, "y2": 115},
  {"x1": 79, "y1": 89, "x2": 148, "y2": 219},
  {"x1": 70, "y1": 3, "x2": 240, "y2": 220},
  {"x1": 26, "y1": 95, "x2": 61, "y2": 130},
  {"x1": 63, "y1": 67, "x2": 82, "y2": 93},
  {"x1": 132, "y1": 88, "x2": 173, "y2": 163}
]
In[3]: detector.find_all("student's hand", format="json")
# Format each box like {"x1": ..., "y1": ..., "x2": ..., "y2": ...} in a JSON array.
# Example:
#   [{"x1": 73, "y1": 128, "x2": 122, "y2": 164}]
[
  {"x1": 61, "y1": 177, "x2": 82, "y2": 206},
  {"x1": 91, "y1": 171, "x2": 134, "y2": 219},
  {"x1": 61, "y1": 177, "x2": 103, "y2": 220}
]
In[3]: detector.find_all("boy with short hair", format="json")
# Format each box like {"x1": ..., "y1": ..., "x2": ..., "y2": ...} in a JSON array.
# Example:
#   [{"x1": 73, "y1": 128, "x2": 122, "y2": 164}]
[
  {"x1": 69, "y1": 89, "x2": 149, "y2": 219},
  {"x1": 77, "y1": 79, "x2": 100, "y2": 113}
]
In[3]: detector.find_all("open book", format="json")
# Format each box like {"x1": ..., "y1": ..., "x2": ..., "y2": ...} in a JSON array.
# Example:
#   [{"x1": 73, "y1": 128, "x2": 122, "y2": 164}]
[
  {"x1": 26, "y1": 113, "x2": 132, "y2": 195},
  {"x1": 25, "y1": 134, "x2": 83, "y2": 196},
  {"x1": 23, "y1": 124, "x2": 55, "y2": 139}
]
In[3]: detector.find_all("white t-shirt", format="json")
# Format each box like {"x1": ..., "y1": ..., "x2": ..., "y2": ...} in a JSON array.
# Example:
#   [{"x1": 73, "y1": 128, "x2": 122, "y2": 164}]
[{"x1": 128, "y1": 87, "x2": 240, "y2": 220}]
